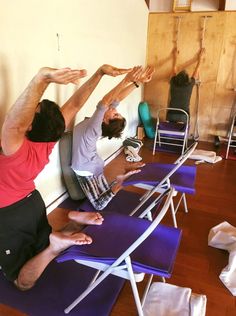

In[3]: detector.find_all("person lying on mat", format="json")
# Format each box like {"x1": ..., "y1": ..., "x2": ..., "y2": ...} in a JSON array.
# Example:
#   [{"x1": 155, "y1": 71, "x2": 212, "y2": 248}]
[
  {"x1": 72, "y1": 65, "x2": 154, "y2": 210},
  {"x1": 166, "y1": 47, "x2": 205, "y2": 123},
  {"x1": 0, "y1": 64, "x2": 131, "y2": 290}
]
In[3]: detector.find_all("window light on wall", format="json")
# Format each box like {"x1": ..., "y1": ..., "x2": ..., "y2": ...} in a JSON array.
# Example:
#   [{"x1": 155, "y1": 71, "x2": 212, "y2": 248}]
[{"x1": 173, "y1": 0, "x2": 192, "y2": 11}]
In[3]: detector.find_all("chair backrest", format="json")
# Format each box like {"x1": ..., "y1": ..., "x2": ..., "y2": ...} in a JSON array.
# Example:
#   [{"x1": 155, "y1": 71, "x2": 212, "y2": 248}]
[
  {"x1": 122, "y1": 163, "x2": 196, "y2": 195},
  {"x1": 128, "y1": 141, "x2": 198, "y2": 216},
  {"x1": 157, "y1": 107, "x2": 189, "y2": 126},
  {"x1": 59, "y1": 131, "x2": 85, "y2": 200}
]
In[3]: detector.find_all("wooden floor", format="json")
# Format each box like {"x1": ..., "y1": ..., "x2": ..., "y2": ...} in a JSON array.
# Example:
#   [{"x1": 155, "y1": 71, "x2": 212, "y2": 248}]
[{"x1": 1, "y1": 139, "x2": 236, "y2": 316}]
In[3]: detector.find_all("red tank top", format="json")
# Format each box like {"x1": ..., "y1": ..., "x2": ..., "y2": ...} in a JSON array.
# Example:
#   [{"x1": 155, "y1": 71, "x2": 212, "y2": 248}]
[{"x1": 0, "y1": 138, "x2": 55, "y2": 207}]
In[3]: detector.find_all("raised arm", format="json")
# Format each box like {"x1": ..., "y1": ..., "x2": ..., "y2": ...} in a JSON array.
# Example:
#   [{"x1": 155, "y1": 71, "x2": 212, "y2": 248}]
[
  {"x1": 1, "y1": 67, "x2": 84, "y2": 155},
  {"x1": 61, "y1": 64, "x2": 131, "y2": 127},
  {"x1": 100, "y1": 66, "x2": 144, "y2": 107},
  {"x1": 172, "y1": 47, "x2": 178, "y2": 77},
  {"x1": 114, "y1": 66, "x2": 155, "y2": 102},
  {"x1": 191, "y1": 48, "x2": 205, "y2": 79}
]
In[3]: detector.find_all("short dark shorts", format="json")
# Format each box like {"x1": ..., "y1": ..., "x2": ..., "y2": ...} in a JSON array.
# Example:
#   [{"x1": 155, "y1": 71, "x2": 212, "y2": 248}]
[{"x1": 0, "y1": 190, "x2": 52, "y2": 281}]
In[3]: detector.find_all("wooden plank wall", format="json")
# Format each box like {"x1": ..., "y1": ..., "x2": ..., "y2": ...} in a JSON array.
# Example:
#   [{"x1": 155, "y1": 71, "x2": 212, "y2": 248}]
[{"x1": 144, "y1": 11, "x2": 236, "y2": 142}]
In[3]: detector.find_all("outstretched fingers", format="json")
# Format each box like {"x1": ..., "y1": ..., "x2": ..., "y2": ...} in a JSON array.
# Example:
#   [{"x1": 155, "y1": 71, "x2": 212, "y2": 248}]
[
  {"x1": 101, "y1": 64, "x2": 132, "y2": 77},
  {"x1": 125, "y1": 161, "x2": 146, "y2": 171},
  {"x1": 39, "y1": 67, "x2": 87, "y2": 85},
  {"x1": 126, "y1": 169, "x2": 141, "y2": 177},
  {"x1": 52, "y1": 68, "x2": 88, "y2": 84},
  {"x1": 139, "y1": 66, "x2": 155, "y2": 83},
  {"x1": 124, "y1": 66, "x2": 143, "y2": 83},
  {"x1": 116, "y1": 168, "x2": 141, "y2": 184}
]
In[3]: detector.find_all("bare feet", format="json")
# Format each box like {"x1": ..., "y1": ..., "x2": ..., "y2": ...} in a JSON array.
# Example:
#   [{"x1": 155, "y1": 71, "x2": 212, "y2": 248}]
[
  {"x1": 68, "y1": 211, "x2": 104, "y2": 225},
  {"x1": 49, "y1": 231, "x2": 92, "y2": 255}
]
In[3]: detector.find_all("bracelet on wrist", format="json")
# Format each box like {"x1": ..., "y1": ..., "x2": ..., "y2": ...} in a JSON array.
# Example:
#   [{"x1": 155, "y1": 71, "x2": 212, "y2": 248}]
[{"x1": 133, "y1": 81, "x2": 139, "y2": 88}]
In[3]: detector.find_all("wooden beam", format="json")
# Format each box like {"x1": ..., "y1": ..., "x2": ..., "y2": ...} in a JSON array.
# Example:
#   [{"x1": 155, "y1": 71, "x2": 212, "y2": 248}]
[
  {"x1": 145, "y1": 0, "x2": 150, "y2": 10},
  {"x1": 219, "y1": 0, "x2": 226, "y2": 10}
]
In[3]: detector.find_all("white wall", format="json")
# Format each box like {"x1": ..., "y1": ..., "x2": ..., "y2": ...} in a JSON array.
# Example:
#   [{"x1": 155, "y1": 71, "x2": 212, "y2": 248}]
[{"x1": 0, "y1": 0, "x2": 148, "y2": 207}]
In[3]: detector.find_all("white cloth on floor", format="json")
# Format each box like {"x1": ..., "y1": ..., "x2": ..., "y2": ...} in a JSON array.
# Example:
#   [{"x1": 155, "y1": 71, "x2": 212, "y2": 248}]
[
  {"x1": 143, "y1": 282, "x2": 207, "y2": 316},
  {"x1": 189, "y1": 149, "x2": 222, "y2": 164},
  {"x1": 190, "y1": 293, "x2": 207, "y2": 316},
  {"x1": 208, "y1": 221, "x2": 236, "y2": 295}
]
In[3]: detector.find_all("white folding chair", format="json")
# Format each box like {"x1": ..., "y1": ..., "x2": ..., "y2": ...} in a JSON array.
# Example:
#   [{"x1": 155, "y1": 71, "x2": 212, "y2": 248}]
[
  {"x1": 226, "y1": 113, "x2": 236, "y2": 159},
  {"x1": 56, "y1": 188, "x2": 182, "y2": 316},
  {"x1": 153, "y1": 108, "x2": 190, "y2": 156},
  {"x1": 124, "y1": 142, "x2": 198, "y2": 228}
]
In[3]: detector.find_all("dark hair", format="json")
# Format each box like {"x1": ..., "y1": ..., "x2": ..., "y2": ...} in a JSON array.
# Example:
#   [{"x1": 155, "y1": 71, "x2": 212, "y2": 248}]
[
  {"x1": 173, "y1": 70, "x2": 190, "y2": 86},
  {"x1": 26, "y1": 99, "x2": 65, "y2": 142},
  {"x1": 102, "y1": 117, "x2": 126, "y2": 140}
]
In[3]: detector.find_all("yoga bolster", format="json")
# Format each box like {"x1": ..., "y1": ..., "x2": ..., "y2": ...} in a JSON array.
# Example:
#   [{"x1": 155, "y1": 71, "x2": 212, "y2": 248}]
[
  {"x1": 59, "y1": 131, "x2": 85, "y2": 200},
  {"x1": 138, "y1": 102, "x2": 155, "y2": 139}
]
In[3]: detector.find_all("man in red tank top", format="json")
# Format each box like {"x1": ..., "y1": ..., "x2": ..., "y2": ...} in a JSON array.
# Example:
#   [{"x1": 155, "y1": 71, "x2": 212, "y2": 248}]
[{"x1": 0, "y1": 65, "x2": 130, "y2": 290}]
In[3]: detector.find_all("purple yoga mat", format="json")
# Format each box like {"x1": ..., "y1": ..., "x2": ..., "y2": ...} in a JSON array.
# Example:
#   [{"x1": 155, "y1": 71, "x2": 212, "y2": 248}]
[
  {"x1": 153, "y1": 139, "x2": 195, "y2": 154},
  {"x1": 159, "y1": 121, "x2": 187, "y2": 132},
  {"x1": 0, "y1": 259, "x2": 124, "y2": 316},
  {"x1": 57, "y1": 212, "x2": 182, "y2": 278},
  {"x1": 122, "y1": 163, "x2": 196, "y2": 195},
  {"x1": 79, "y1": 189, "x2": 156, "y2": 216}
]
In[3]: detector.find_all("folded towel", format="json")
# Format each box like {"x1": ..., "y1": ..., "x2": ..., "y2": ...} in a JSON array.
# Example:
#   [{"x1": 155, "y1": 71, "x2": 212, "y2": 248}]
[
  {"x1": 143, "y1": 282, "x2": 207, "y2": 316},
  {"x1": 208, "y1": 221, "x2": 236, "y2": 295},
  {"x1": 189, "y1": 149, "x2": 222, "y2": 164}
]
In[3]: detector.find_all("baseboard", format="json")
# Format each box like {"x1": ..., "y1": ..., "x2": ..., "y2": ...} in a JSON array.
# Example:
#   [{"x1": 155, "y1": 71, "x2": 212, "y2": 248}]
[
  {"x1": 104, "y1": 146, "x2": 123, "y2": 165},
  {"x1": 46, "y1": 191, "x2": 69, "y2": 214}
]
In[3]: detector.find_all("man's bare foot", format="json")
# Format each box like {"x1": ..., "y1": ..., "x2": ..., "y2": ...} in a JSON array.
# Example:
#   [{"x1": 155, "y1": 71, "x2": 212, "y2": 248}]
[
  {"x1": 68, "y1": 211, "x2": 104, "y2": 225},
  {"x1": 49, "y1": 231, "x2": 92, "y2": 255}
]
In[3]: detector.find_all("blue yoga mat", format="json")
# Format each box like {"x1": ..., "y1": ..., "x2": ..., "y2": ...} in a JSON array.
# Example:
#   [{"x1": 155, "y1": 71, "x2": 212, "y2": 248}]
[{"x1": 0, "y1": 259, "x2": 124, "y2": 316}]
